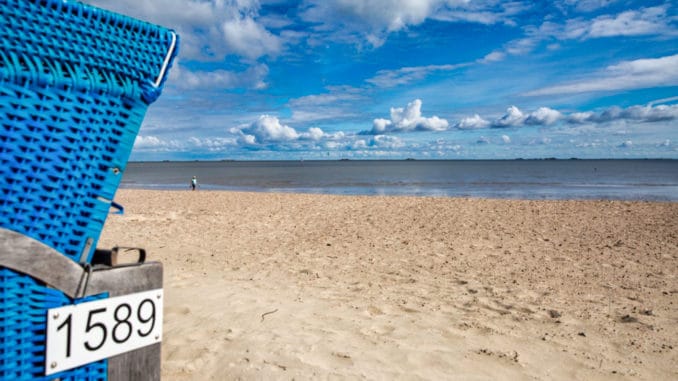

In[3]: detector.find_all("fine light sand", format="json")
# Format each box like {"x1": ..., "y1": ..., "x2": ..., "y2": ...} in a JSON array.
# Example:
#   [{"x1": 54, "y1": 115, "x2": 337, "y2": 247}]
[{"x1": 98, "y1": 189, "x2": 678, "y2": 380}]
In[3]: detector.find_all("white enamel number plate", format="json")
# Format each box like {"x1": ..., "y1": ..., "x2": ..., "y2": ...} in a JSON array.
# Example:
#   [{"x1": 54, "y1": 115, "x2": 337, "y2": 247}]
[{"x1": 45, "y1": 289, "x2": 163, "y2": 375}]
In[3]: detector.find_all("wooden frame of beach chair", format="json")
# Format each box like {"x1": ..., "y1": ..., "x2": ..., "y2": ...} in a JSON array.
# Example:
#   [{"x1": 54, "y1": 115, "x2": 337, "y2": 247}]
[
  {"x1": 1, "y1": 228, "x2": 163, "y2": 381},
  {"x1": 0, "y1": 0, "x2": 178, "y2": 379}
]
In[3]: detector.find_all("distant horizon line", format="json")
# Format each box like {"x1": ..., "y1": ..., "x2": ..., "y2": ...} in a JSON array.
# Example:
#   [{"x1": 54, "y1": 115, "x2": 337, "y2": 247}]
[{"x1": 128, "y1": 157, "x2": 678, "y2": 163}]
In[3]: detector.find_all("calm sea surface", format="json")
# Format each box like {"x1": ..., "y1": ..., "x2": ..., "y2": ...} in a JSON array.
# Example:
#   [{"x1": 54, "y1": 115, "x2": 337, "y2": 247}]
[{"x1": 120, "y1": 160, "x2": 678, "y2": 201}]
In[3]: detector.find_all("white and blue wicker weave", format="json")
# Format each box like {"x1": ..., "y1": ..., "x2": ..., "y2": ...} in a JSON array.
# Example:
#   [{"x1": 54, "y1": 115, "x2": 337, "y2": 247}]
[{"x1": 0, "y1": 0, "x2": 178, "y2": 379}]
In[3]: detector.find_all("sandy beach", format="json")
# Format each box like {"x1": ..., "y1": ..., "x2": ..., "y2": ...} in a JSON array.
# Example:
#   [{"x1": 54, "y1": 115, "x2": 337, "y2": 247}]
[{"x1": 98, "y1": 189, "x2": 678, "y2": 380}]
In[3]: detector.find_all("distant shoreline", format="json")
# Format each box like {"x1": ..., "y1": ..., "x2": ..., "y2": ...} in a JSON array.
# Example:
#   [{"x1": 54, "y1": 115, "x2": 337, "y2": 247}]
[
  {"x1": 119, "y1": 159, "x2": 678, "y2": 201},
  {"x1": 129, "y1": 158, "x2": 678, "y2": 163}
]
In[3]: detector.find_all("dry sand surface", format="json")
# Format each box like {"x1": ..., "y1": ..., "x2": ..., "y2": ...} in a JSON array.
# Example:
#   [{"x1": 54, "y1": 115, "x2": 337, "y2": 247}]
[{"x1": 98, "y1": 189, "x2": 678, "y2": 380}]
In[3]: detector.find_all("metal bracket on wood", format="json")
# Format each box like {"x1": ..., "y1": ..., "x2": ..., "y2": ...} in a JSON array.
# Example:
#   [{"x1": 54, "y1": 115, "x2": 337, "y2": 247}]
[{"x1": 0, "y1": 228, "x2": 161, "y2": 298}]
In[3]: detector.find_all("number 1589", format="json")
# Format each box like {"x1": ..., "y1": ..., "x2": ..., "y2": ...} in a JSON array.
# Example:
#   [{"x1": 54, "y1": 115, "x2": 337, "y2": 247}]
[{"x1": 46, "y1": 289, "x2": 163, "y2": 375}]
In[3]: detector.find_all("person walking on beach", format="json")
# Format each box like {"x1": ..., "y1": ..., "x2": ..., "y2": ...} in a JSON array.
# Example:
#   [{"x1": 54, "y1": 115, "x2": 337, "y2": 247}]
[{"x1": 191, "y1": 176, "x2": 197, "y2": 191}]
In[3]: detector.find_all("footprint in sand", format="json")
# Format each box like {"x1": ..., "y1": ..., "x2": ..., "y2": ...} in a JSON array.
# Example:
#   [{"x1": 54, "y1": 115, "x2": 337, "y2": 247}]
[
  {"x1": 368, "y1": 324, "x2": 396, "y2": 336},
  {"x1": 366, "y1": 305, "x2": 384, "y2": 316},
  {"x1": 331, "y1": 352, "x2": 354, "y2": 366},
  {"x1": 165, "y1": 306, "x2": 191, "y2": 315}
]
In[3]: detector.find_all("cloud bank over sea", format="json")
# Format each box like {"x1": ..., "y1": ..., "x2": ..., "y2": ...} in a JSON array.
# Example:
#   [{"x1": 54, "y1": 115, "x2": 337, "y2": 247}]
[{"x1": 84, "y1": 0, "x2": 678, "y2": 160}]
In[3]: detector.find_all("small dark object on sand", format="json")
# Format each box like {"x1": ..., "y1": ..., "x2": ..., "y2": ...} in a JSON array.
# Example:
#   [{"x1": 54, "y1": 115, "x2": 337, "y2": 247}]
[{"x1": 548, "y1": 309, "x2": 561, "y2": 318}]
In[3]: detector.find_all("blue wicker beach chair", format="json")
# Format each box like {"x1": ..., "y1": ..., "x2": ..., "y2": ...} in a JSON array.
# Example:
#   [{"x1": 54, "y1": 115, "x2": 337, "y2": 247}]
[{"x1": 0, "y1": 0, "x2": 178, "y2": 379}]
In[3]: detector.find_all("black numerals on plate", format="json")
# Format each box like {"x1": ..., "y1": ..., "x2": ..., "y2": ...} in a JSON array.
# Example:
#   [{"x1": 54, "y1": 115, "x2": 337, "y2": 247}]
[
  {"x1": 56, "y1": 313, "x2": 73, "y2": 357},
  {"x1": 137, "y1": 299, "x2": 156, "y2": 337},
  {"x1": 113, "y1": 303, "x2": 133, "y2": 343},
  {"x1": 55, "y1": 299, "x2": 157, "y2": 357},
  {"x1": 84, "y1": 308, "x2": 108, "y2": 351}
]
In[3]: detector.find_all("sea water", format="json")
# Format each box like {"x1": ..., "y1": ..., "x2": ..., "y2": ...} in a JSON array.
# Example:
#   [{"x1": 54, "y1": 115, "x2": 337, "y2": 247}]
[{"x1": 119, "y1": 160, "x2": 678, "y2": 201}]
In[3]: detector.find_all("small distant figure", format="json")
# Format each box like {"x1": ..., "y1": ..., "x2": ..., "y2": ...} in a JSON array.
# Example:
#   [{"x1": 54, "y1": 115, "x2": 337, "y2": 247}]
[{"x1": 191, "y1": 176, "x2": 197, "y2": 191}]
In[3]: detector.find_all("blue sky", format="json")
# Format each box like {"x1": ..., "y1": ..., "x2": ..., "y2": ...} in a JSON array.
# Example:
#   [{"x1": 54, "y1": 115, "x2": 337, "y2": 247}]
[{"x1": 85, "y1": 0, "x2": 677, "y2": 160}]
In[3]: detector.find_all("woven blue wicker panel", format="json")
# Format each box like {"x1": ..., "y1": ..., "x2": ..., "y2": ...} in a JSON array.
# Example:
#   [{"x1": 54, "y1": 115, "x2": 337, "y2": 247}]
[
  {"x1": 0, "y1": 0, "x2": 178, "y2": 262},
  {"x1": 0, "y1": 267, "x2": 108, "y2": 380}
]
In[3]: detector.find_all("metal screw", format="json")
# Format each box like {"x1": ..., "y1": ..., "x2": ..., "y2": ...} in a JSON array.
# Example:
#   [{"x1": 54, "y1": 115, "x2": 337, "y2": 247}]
[
  {"x1": 155, "y1": 335, "x2": 160, "y2": 340},
  {"x1": 157, "y1": 294, "x2": 161, "y2": 299},
  {"x1": 51, "y1": 362, "x2": 57, "y2": 369},
  {"x1": 52, "y1": 313, "x2": 59, "y2": 319}
]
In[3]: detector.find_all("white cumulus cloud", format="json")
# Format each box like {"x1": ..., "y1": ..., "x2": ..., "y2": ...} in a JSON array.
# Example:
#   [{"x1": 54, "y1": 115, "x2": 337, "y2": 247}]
[
  {"x1": 239, "y1": 115, "x2": 300, "y2": 144},
  {"x1": 134, "y1": 135, "x2": 165, "y2": 149},
  {"x1": 567, "y1": 104, "x2": 678, "y2": 124},
  {"x1": 367, "y1": 99, "x2": 449, "y2": 134},
  {"x1": 455, "y1": 103, "x2": 677, "y2": 132},
  {"x1": 83, "y1": 0, "x2": 281, "y2": 61},
  {"x1": 234, "y1": 115, "x2": 340, "y2": 147},
  {"x1": 301, "y1": 0, "x2": 528, "y2": 47},
  {"x1": 567, "y1": 111, "x2": 595, "y2": 123},
  {"x1": 304, "y1": 127, "x2": 325, "y2": 141},
  {"x1": 455, "y1": 114, "x2": 490, "y2": 129},
  {"x1": 492, "y1": 106, "x2": 525, "y2": 127},
  {"x1": 222, "y1": 17, "x2": 282, "y2": 60},
  {"x1": 524, "y1": 107, "x2": 562, "y2": 125},
  {"x1": 133, "y1": 135, "x2": 183, "y2": 152},
  {"x1": 621, "y1": 104, "x2": 678, "y2": 121}
]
